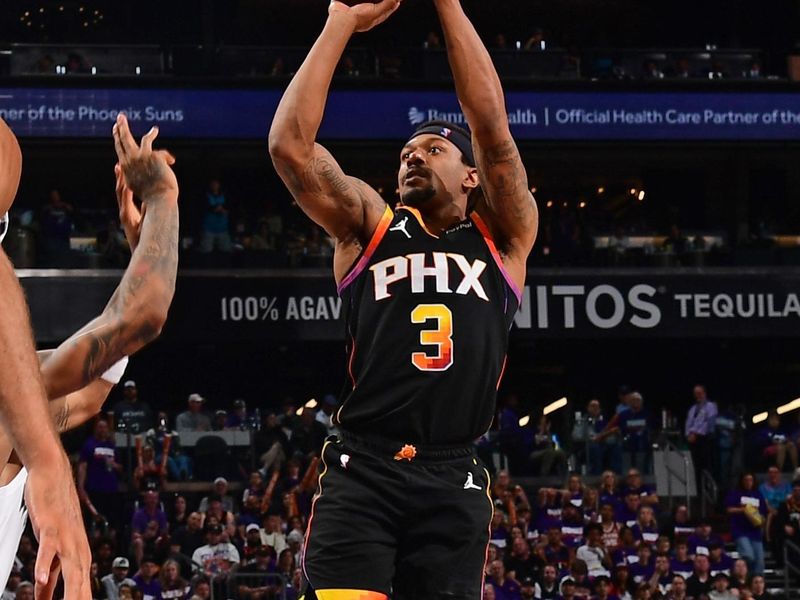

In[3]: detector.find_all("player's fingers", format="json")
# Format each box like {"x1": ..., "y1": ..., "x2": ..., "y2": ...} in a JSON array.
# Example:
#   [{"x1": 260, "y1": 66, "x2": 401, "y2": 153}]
[
  {"x1": 140, "y1": 126, "x2": 159, "y2": 154},
  {"x1": 34, "y1": 558, "x2": 60, "y2": 600},
  {"x1": 115, "y1": 113, "x2": 138, "y2": 157},
  {"x1": 33, "y1": 535, "x2": 56, "y2": 588},
  {"x1": 112, "y1": 124, "x2": 127, "y2": 162},
  {"x1": 156, "y1": 149, "x2": 176, "y2": 166}
]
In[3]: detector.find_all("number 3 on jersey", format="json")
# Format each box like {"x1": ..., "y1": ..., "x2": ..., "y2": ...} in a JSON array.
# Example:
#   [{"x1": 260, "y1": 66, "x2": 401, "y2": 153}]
[{"x1": 411, "y1": 304, "x2": 454, "y2": 372}]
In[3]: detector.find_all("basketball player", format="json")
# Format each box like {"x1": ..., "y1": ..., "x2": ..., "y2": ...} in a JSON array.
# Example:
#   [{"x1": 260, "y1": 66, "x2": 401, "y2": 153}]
[
  {"x1": 0, "y1": 114, "x2": 179, "y2": 598},
  {"x1": 269, "y1": 1, "x2": 538, "y2": 597}
]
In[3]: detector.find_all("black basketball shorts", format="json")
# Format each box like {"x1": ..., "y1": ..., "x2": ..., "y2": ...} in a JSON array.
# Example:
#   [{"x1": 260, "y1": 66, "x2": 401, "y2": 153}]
[{"x1": 302, "y1": 432, "x2": 494, "y2": 600}]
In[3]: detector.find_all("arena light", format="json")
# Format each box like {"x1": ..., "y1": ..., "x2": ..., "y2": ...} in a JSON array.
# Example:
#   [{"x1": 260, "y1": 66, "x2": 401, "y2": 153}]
[
  {"x1": 752, "y1": 411, "x2": 769, "y2": 424},
  {"x1": 638, "y1": 190, "x2": 646, "y2": 201},
  {"x1": 777, "y1": 398, "x2": 800, "y2": 415},
  {"x1": 305, "y1": 398, "x2": 318, "y2": 409},
  {"x1": 519, "y1": 415, "x2": 530, "y2": 427},
  {"x1": 597, "y1": 187, "x2": 605, "y2": 194},
  {"x1": 546, "y1": 200, "x2": 554, "y2": 208},
  {"x1": 630, "y1": 188, "x2": 637, "y2": 195},
  {"x1": 295, "y1": 407, "x2": 303, "y2": 416},
  {"x1": 543, "y1": 397, "x2": 568, "y2": 416}
]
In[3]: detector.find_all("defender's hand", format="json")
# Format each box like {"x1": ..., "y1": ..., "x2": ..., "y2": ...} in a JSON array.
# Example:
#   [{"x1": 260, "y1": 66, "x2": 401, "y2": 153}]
[
  {"x1": 114, "y1": 164, "x2": 143, "y2": 251},
  {"x1": 26, "y1": 455, "x2": 92, "y2": 600},
  {"x1": 328, "y1": 0, "x2": 401, "y2": 33},
  {"x1": 112, "y1": 114, "x2": 178, "y2": 202}
]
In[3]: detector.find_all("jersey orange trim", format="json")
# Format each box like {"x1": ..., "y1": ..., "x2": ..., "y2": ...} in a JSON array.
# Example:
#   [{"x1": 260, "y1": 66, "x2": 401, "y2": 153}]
[
  {"x1": 397, "y1": 205, "x2": 440, "y2": 239},
  {"x1": 337, "y1": 206, "x2": 394, "y2": 295},
  {"x1": 302, "y1": 440, "x2": 332, "y2": 586},
  {"x1": 496, "y1": 354, "x2": 508, "y2": 390},
  {"x1": 470, "y1": 212, "x2": 523, "y2": 303},
  {"x1": 315, "y1": 591, "x2": 389, "y2": 600}
]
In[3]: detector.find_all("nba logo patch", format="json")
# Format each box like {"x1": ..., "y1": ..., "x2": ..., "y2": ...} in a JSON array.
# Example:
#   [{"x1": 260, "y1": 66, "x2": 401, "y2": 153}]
[{"x1": 440, "y1": 127, "x2": 452, "y2": 138}]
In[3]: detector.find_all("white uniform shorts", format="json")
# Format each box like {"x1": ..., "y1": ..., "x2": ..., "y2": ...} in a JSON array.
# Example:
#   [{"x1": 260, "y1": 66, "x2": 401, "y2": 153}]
[{"x1": 0, "y1": 467, "x2": 28, "y2": 590}]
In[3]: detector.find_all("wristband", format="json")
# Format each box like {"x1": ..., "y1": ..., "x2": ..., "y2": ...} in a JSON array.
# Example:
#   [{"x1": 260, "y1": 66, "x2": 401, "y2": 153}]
[{"x1": 101, "y1": 356, "x2": 129, "y2": 384}]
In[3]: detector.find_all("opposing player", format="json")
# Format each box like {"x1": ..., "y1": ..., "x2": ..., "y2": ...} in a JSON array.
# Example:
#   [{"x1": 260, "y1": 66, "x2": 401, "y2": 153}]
[
  {"x1": 0, "y1": 113, "x2": 179, "y2": 597},
  {"x1": 269, "y1": 1, "x2": 538, "y2": 597}
]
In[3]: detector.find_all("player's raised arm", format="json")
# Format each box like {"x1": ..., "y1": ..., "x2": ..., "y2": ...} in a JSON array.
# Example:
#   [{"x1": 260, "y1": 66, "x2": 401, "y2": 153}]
[
  {"x1": 433, "y1": 0, "x2": 538, "y2": 287},
  {"x1": 40, "y1": 115, "x2": 179, "y2": 399},
  {"x1": 0, "y1": 119, "x2": 91, "y2": 600},
  {"x1": 268, "y1": 1, "x2": 398, "y2": 278}
]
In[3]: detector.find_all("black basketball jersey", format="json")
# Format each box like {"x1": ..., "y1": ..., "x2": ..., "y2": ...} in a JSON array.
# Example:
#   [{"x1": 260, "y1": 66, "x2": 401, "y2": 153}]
[{"x1": 335, "y1": 205, "x2": 521, "y2": 445}]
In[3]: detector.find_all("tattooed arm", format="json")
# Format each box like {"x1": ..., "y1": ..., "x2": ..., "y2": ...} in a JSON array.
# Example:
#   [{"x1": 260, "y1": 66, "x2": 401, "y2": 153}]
[
  {"x1": 268, "y1": 1, "x2": 397, "y2": 283},
  {"x1": 39, "y1": 116, "x2": 179, "y2": 400},
  {"x1": 434, "y1": 0, "x2": 538, "y2": 289}
]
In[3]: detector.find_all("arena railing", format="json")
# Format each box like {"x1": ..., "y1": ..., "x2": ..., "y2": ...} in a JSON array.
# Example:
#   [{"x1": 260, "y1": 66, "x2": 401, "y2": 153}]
[
  {"x1": 663, "y1": 439, "x2": 692, "y2": 517},
  {"x1": 209, "y1": 571, "x2": 289, "y2": 600},
  {"x1": 700, "y1": 469, "x2": 719, "y2": 519},
  {"x1": 784, "y1": 539, "x2": 800, "y2": 598}
]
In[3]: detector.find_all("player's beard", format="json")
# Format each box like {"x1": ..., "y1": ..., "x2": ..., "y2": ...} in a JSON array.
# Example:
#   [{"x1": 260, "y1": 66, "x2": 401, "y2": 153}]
[{"x1": 401, "y1": 185, "x2": 436, "y2": 207}]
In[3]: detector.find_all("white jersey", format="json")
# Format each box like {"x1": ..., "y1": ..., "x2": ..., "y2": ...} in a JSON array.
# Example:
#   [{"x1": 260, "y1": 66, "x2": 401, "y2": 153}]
[{"x1": 0, "y1": 467, "x2": 27, "y2": 590}]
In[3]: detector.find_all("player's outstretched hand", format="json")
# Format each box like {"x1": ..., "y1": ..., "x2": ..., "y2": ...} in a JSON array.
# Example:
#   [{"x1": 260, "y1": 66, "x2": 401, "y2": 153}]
[
  {"x1": 25, "y1": 454, "x2": 91, "y2": 600},
  {"x1": 329, "y1": 0, "x2": 402, "y2": 33},
  {"x1": 114, "y1": 163, "x2": 143, "y2": 251},
  {"x1": 112, "y1": 113, "x2": 178, "y2": 203}
]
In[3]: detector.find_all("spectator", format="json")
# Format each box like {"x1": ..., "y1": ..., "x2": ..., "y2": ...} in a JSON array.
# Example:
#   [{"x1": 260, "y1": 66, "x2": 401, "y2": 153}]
[
  {"x1": 642, "y1": 60, "x2": 664, "y2": 79},
  {"x1": 237, "y1": 546, "x2": 279, "y2": 600},
  {"x1": 12, "y1": 582, "x2": 32, "y2": 600},
  {"x1": 617, "y1": 492, "x2": 642, "y2": 529},
  {"x1": 259, "y1": 513, "x2": 288, "y2": 556},
  {"x1": 212, "y1": 409, "x2": 228, "y2": 431},
  {"x1": 670, "y1": 541, "x2": 694, "y2": 579},
  {"x1": 3, "y1": 568, "x2": 22, "y2": 600},
  {"x1": 499, "y1": 394, "x2": 533, "y2": 475},
  {"x1": 199, "y1": 477, "x2": 235, "y2": 513},
  {"x1": 519, "y1": 576, "x2": 537, "y2": 600},
  {"x1": 275, "y1": 549, "x2": 296, "y2": 583},
  {"x1": 616, "y1": 392, "x2": 652, "y2": 473},
  {"x1": 576, "y1": 523, "x2": 611, "y2": 577},
  {"x1": 226, "y1": 399, "x2": 250, "y2": 429},
  {"x1": 530, "y1": 415, "x2": 567, "y2": 476},
  {"x1": 593, "y1": 575, "x2": 618, "y2": 600},
  {"x1": 200, "y1": 179, "x2": 232, "y2": 253},
  {"x1": 687, "y1": 519, "x2": 723, "y2": 557},
  {"x1": 486, "y1": 559, "x2": 520, "y2": 600},
  {"x1": 671, "y1": 58, "x2": 693, "y2": 79},
  {"x1": 290, "y1": 408, "x2": 328, "y2": 461},
  {"x1": 423, "y1": 31, "x2": 442, "y2": 49},
  {"x1": 726, "y1": 472, "x2": 767, "y2": 575},
  {"x1": 539, "y1": 565, "x2": 560, "y2": 600},
  {"x1": 78, "y1": 418, "x2": 123, "y2": 532},
  {"x1": 315, "y1": 394, "x2": 339, "y2": 436},
  {"x1": 708, "y1": 573, "x2": 736, "y2": 600},
  {"x1": 237, "y1": 495, "x2": 263, "y2": 537},
  {"x1": 175, "y1": 394, "x2": 211, "y2": 432},
  {"x1": 600, "y1": 502, "x2": 622, "y2": 551},
  {"x1": 729, "y1": 559, "x2": 750, "y2": 593},
  {"x1": 663, "y1": 225, "x2": 689, "y2": 255},
  {"x1": 146, "y1": 414, "x2": 191, "y2": 481},
  {"x1": 254, "y1": 412, "x2": 289, "y2": 476},
  {"x1": 134, "y1": 443, "x2": 167, "y2": 492},
  {"x1": 773, "y1": 478, "x2": 800, "y2": 568},
  {"x1": 203, "y1": 496, "x2": 237, "y2": 540},
  {"x1": 40, "y1": 188, "x2": 74, "y2": 261},
  {"x1": 631, "y1": 506, "x2": 659, "y2": 547},
  {"x1": 749, "y1": 575, "x2": 768, "y2": 600},
  {"x1": 647, "y1": 554, "x2": 674, "y2": 595},
  {"x1": 581, "y1": 399, "x2": 622, "y2": 475},
  {"x1": 708, "y1": 542, "x2": 734, "y2": 577},
  {"x1": 524, "y1": 28, "x2": 546, "y2": 51},
  {"x1": 685, "y1": 385, "x2": 718, "y2": 488},
  {"x1": 612, "y1": 527, "x2": 639, "y2": 568},
  {"x1": 669, "y1": 505, "x2": 695, "y2": 540},
  {"x1": 112, "y1": 380, "x2": 154, "y2": 434},
  {"x1": 686, "y1": 554, "x2": 713, "y2": 599},
  {"x1": 243, "y1": 471, "x2": 265, "y2": 505},
  {"x1": 537, "y1": 525, "x2": 571, "y2": 571},
  {"x1": 755, "y1": 412, "x2": 798, "y2": 472},
  {"x1": 170, "y1": 512, "x2": 205, "y2": 557},
  {"x1": 715, "y1": 402, "x2": 741, "y2": 486},
  {"x1": 158, "y1": 559, "x2": 190, "y2": 600},
  {"x1": 192, "y1": 523, "x2": 240, "y2": 580},
  {"x1": 623, "y1": 469, "x2": 659, "y2": 507},
  {"x1": 132, "y1": 556, "x2": 161, "y2": 600},
  {"x1": 102, "y1": 557, "x2": 137, "y2": 600},
  {"x1": 629, "y1": 545, "x2": 654, "y2": 585},
  {"x1": 504, "y1": 537, "x2": 543, "y2": 583},
  {"x1": 612, "y1": 566, "x2": 634, "y2": 600},
  {"x1": 131, "y1": 490, "x2": 169, "y2": 566},
  {"x1": 93, "y1": 538, "x2": 115, "y2": 577}
]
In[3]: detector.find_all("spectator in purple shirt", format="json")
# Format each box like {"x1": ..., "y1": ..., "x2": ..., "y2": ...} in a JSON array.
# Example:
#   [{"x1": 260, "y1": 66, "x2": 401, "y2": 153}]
[
  {"x1": 621, "y1": 469, "x2": 659, "y2": 508},
  {"x1": 755, "y1": 412, "x2": 798, "y2": 472},
  {"x1": 725, "y1": 472, "x2": 767, "y2": 575},
  {"x1": 629, "y1": 545, "x2": 654, "y2": 585},
  {"x1": 616, "y1": 492, "x2": 642, "y2": 528},
  {"x1": 78, "y1": 418, "x2": 124, "y2": 532},
  {"x1": 685, "y1": 385, "x2": 718, "y2": 490},
  {"x1": 670, "y1": 541, "x2": 694, "y2": 579},
  {"x1": 132, "y1": 557, "x2": 162, "y2": 600},
  {"x1": 132, "y1": 490, "x2": 169, "y2": 567},
  {"x1": 616, "y1": 392, "x2": 652, "y2": 474},
  {"x1": 686, "y1": 520, "x2": 723, "y2": 557},
  {"x1": 631, "y1": 506, "x2": 659, "y2": 547},
  {"x1": 612, "y1": 527, "x2": 639, "y2": 568},
  {"x1": 487, "y1": 559, "x2": 522, "y2": 600},
  {"x1": 708, "y1": 542, "x2": 734, "y2": 577}
]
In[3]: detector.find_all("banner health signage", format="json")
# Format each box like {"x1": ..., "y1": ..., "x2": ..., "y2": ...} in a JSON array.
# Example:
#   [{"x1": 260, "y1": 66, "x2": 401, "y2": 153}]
[
  {"x1": 3, "y1": 88, "x2": 800, "y2": 140},
  {"x1": 18, "y1": 269, "x2": 800, "y2": 343}
]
